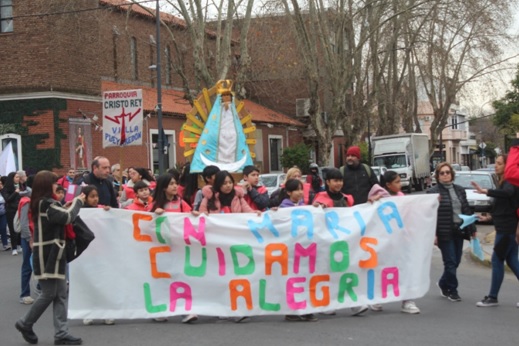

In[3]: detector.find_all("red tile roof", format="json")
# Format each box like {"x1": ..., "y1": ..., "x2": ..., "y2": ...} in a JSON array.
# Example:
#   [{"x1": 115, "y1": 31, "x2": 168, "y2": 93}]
[
  {"x1": 100, "y1": 0, "x2": 186, "y2": 27},
  {"x1": 101, "y1": 81, "x2": 304, "y2": 127}
]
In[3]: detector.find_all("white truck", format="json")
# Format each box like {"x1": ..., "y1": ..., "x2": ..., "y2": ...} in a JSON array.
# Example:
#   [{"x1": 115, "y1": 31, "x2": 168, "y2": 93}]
[{"x1": 371, "y1": 133, "x2": 430, "y2": 193}]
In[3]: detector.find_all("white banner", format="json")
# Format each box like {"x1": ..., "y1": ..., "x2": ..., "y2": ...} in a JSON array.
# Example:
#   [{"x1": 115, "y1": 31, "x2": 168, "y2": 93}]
[
  {"x1": 102, "y1": 89, "x2": 143, "y2": 147},
  {"x1": 69, "y1": 195, "x2": 438, "y2": 319},
  {"x1": 0, "y1": 141, "x2": 16, "y2": 175}
]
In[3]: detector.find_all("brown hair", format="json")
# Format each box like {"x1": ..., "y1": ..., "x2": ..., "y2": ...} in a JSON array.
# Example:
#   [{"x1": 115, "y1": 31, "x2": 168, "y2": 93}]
[
  {"x1": 434, "y1": 162, "x2": 455, "y2": 182},
  {"x1": 496, "y1": 154, "x2": 507, "y2": 185},
  {"x1": 30, "y1": 170, "x2": 58, "y2": 220}
]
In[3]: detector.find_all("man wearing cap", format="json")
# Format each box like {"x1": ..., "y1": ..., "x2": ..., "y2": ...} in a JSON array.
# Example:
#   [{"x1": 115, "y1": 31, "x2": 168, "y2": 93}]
[{"x1": 340, "y1": 146, "x2": 378, "y2": 205}]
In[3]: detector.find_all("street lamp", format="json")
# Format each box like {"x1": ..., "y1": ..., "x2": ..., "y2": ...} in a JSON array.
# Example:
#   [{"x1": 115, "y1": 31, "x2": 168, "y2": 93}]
[{"x1": 155, "y1": 0, "x2": 165, "y2": 174}]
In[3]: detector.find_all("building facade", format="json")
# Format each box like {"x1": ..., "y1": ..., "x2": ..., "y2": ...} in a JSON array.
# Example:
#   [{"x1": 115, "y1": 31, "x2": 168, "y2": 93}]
[{"x1": 0, "y1": 0, "x2": 304, "y2": 176}]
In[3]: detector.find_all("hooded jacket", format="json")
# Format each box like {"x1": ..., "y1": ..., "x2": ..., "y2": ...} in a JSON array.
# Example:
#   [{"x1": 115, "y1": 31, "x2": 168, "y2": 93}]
[{"x1": 199, "y1": 185, "x2": 254, "y2": 214}]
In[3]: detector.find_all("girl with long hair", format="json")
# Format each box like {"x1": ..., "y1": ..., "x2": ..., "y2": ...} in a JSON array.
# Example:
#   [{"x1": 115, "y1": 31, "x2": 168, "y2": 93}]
[
  {"x1": 472, "y1": 154, "x2": 519, "y2": 307},
  {"x1": 15, "y1": 171, "x2": 85, "y2": 345}
]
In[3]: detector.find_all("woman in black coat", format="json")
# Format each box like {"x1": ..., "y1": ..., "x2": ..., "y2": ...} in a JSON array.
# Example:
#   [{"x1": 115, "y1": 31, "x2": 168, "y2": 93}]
[
  {"x1": 1, "y1": 172, "x2": 22, "y2": 255},
  {"x1": 427, "y1": 162, "x2": 476, "y2": 302},
  {"x1": 472, "y1": 154, "x2": 519, "y2": 307}
]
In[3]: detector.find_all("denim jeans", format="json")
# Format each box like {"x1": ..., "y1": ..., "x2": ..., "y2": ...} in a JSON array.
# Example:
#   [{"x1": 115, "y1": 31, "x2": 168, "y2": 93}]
[
  {"x1": 21, "y1": 278, "x2": 69, "y2": 339},
  {"x1": 489, "y1": 233, "x2": 519, "y2": 298},
  {"x1": 437, "y1": 237, "x2": 464, "y2": 294},
  {"x1": 20, "y1": 238, "x2": 33, "y2": 298},
  {"x1": 0, "y1": 214, "x2": 8, "y2": 247}
]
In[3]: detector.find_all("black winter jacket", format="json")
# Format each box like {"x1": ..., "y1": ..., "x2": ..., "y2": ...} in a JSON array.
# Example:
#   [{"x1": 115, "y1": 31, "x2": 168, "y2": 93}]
[
  {"x1": 427, "y1": 183, "x2": 475, "y2": 241},
  {"x1": 341, "y1": 164, "x2": 378, "y2": 205},
  {"x1": 33, "y1": 197, "x2": 83, "y2": 280},
  {"x1": 487, "y1": 181, "x2": 519, "y2": 234}
]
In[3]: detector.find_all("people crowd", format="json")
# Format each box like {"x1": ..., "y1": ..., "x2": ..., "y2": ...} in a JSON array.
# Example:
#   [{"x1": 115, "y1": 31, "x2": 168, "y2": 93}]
[{"x1": 3, "y1": 145, "x2": 519, "y2": 345}]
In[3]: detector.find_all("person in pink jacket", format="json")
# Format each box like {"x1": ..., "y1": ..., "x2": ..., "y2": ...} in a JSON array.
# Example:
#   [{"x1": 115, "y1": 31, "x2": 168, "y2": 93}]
[
  {"x1": 199, "y1": 171, "x2": 256, "y2": 214},
  {"x1": 151, "y1": 172, "x2": 192, "y2": 215},
  {"x1": 367, "y1": 170, "x2": 420, "y2": 314},
  {"x1": 312, "y1": 168, "x2": 354, "y2": 208}
]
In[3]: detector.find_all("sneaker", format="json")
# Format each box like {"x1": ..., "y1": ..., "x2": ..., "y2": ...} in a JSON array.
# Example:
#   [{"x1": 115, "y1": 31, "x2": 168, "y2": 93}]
[
  {"x1": 17, "y1": 246, "x2": 22, "y2": 252},
  {"x1": 319, "y1": 310, "x2": 336, "y2": 315},
  {"x1": 369, "y1": 304, "x2": 383, "y2": 312},
  {"x1": 476, "y1": 296, "x2": 498, "y2": 307},
  {"x1": 83, "y1": 319, "x2": 94, "y2": 325},
  {"x1": 437, "y1": 282, "x2": 449, "y2": 298},
  {"x1": 234, "y1": 316, "x2": 250, "y2": 323},
  {"x1": 20, "y1": 296, "x2": 34, "y2": 305},
  {"x1": 448, "y1": 292, "x2": 462, "y2": 302},
  {"x1": 54, "y1": 334, "x2": 82, "y2": 345},
  {"x1": 3, "y1": 245, "x2": 11, "y2": 251},
  {"x1": 104, "y1": 319, "x2": 115, "y2": 325},
  {"x1": 285, "y1": 314, "x2": 318, "y2": 322},
  {"x1": 401, "y1": 300, "x2": 420, "y2": 314},
  {"x1": 15, "y1": 320, "x2": 38, "y2": 345},
  {"x1": 350, "y1": 305, "x2": 369, "y2": 316},
  {"x1": 181, "y1": 314, "x2": 198, "y2": 324},
  {"x1": 302, "y1": 314, "x2": 318, "y2": 322},
  {"x1": 12, "y1": 249, "x2": 18, "y2": 256},
  {"x1": 153, "y1": 317, "x2": 168, "y2": 322}
]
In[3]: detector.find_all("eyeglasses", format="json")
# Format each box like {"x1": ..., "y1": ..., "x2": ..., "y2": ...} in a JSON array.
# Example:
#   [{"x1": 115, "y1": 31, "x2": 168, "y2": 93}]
[{"x1": 439, "y1": 171, "x2": 451, "y2": 176}]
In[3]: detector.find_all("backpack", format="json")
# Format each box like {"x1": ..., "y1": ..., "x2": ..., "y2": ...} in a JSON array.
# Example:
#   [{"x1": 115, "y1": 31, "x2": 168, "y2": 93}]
[
  {"x1": 13, "y1": 210, "x2": 21, "y2": 233},
  {"x1": 340, "y1": 163, "x2": 372, "y2": 178}
]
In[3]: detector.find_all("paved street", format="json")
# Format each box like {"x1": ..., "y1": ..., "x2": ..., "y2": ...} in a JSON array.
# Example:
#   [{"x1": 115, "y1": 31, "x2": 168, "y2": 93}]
[{"x1": 1, "y1": 223, "x2": 517, "y2": 346}]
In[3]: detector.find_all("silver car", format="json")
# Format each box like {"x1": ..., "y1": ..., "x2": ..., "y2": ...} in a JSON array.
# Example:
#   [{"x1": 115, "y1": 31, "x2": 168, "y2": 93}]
[
  {"x1": 259, "y1": 173, "x2": 286, "y2": 196},
  {"x1": 453, "y1": 171, "x2": 498, "y2": 213}
]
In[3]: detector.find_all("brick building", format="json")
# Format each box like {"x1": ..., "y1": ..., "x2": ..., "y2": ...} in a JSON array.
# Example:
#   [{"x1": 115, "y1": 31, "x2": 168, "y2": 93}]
[{"x1": 0, "y1": 0, "x2": 304, "y2": 176}]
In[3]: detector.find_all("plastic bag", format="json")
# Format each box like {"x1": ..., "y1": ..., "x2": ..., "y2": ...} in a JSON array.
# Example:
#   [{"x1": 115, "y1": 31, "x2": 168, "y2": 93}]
[{"x1": 471, "y1": 238, "x2": 485, "y2": 261}]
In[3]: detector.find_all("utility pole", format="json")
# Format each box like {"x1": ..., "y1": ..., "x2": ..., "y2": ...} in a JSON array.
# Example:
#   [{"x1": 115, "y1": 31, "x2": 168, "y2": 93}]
[{"x1": 156, "y1": 0, "x2": 165, "y2": 174}]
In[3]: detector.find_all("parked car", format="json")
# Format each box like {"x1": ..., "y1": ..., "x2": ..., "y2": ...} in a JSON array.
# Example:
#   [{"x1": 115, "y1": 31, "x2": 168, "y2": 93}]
[
  {"x1": 259, "y1": 173, "x2": 286, "y2": 196},
  {"x1": 477, "y1": 164, "x2": 495, "y2": 172},
  {"x1": 453, "y1": 171, "x2": 498, "y2": 213},
  {"x1": 371, "y1": 166, "x2": 388, "y2": 182}
]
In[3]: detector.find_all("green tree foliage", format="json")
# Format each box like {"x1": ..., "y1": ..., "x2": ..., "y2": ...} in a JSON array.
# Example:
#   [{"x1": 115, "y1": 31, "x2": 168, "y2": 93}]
[
  {"x1": 280, "y1": 143, "x2": 311, "y2": 173},
  {"x1": 493, "y1": 65, "x2": 519, "y2": 133}
]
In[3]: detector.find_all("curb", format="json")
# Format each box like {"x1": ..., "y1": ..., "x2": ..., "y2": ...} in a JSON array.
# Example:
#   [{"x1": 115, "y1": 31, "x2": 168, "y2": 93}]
[
  {"x1": 467, "y1": 244, "x2": 514, "y2": 273},
  {"x1": 467, "y1": 247, "x2": 492, "y2": 268}
]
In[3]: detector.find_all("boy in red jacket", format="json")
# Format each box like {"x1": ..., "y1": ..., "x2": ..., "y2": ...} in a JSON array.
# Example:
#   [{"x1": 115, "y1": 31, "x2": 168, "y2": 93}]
[
  {"x1": 125, "y1": 181, "x2": 152, "y2": 212},
  {"x1": 241, "y1": 165, "x2": 269, "y2": 211}
]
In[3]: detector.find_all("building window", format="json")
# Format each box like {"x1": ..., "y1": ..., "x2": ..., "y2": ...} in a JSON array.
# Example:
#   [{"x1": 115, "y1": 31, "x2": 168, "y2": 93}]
[
  {"x1": 0, "y1": 0, "x2": 13, "y2": 33},
  {"x1": 131, "y1": 37, "x2": 138, "y2": 80},
  {"x1": 165, "y1": 46, "x2": 172, "y2": 85},
  {"x1": 269, "y1": 135, "x2": 283, "y2": 172},
  {"x1": 451, "y1": 115, "x2": 458, "y2": 130}
]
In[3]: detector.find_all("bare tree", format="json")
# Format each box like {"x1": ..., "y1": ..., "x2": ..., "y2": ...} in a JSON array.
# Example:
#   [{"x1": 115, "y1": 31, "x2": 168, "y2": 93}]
[{"x1": 411, "y1": 0, "x2": 518, "y2": 155}]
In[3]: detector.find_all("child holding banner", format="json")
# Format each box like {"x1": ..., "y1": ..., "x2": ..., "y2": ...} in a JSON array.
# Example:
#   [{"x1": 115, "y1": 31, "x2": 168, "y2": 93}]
[
  {"x1": 199, "y1": 171, "x2": 258, "y2": 215},
  {"x1": 151, "y1": 172, "x2": 197, "y2": 324},
  {"x1": 80, "y1": 185, "x2": 114, "y2": 326},
  {"x1": 151, "y1": 173, "x2": 192, "y2": 214},
  {"x1": 312, "y1": 168, "x2": 369, "y2": 317},
  {"x1": 367, "y1": 171, "x2": 421, "y2": 314},
  {"x1": 124, "y1": 181, "x2": 153, "y2": 212},
  {"x1": 199, "y1": 170, "x2": 260, "y2": 323},
  {"x1": 280, "y1": 179, "x2": 318, "y2": 322}
]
